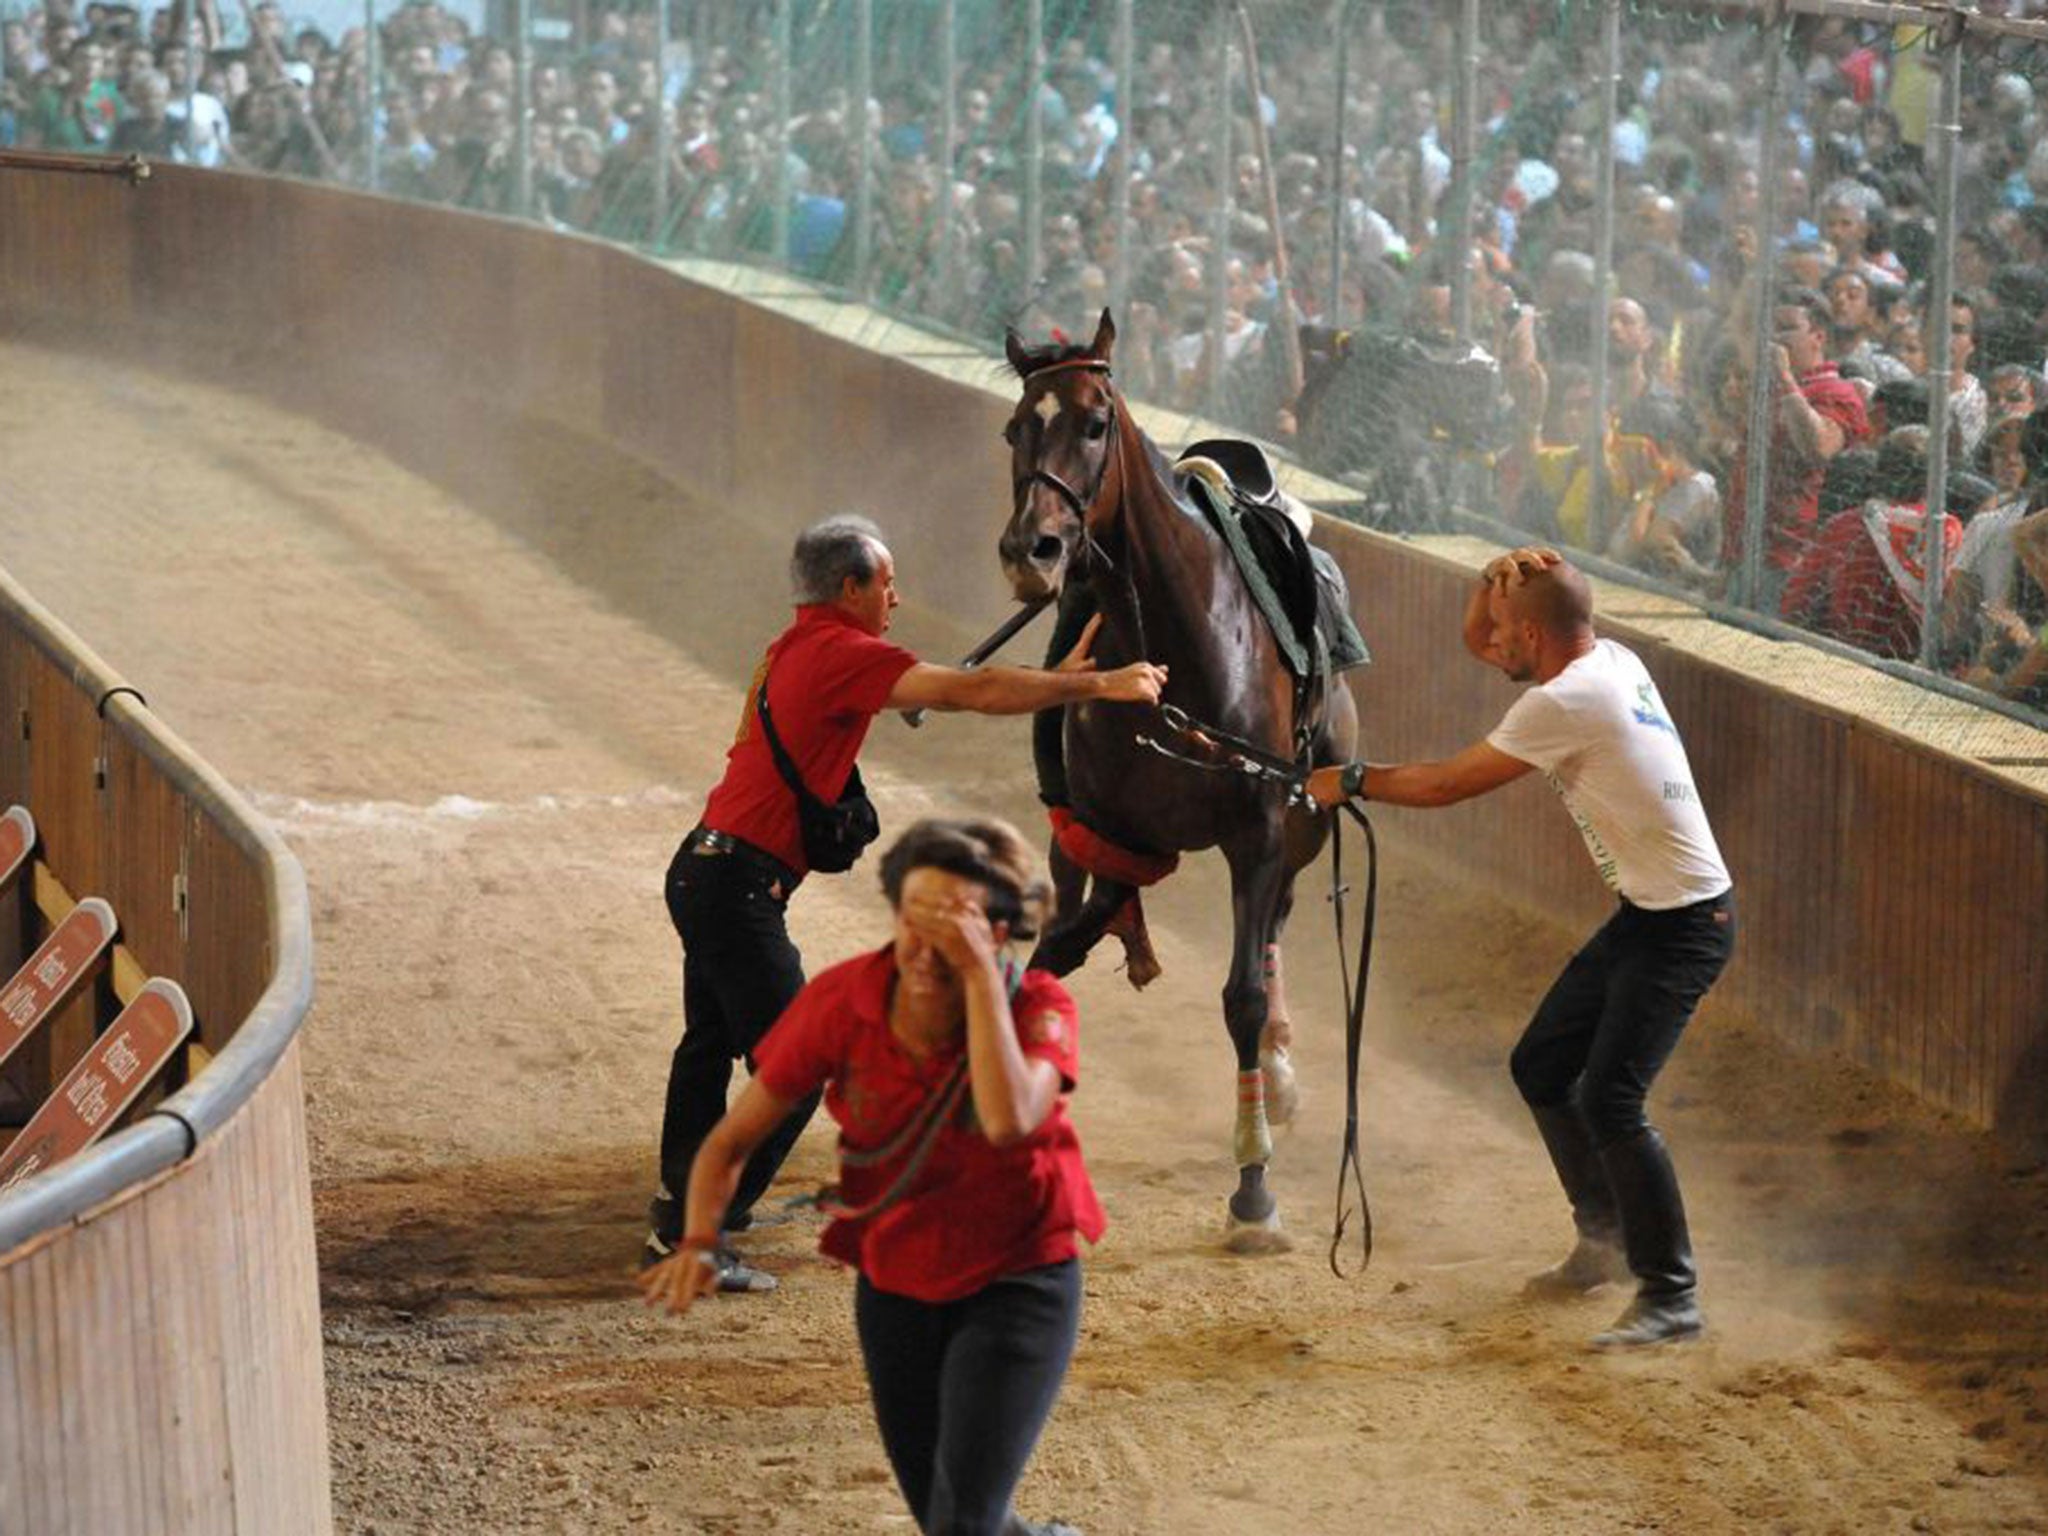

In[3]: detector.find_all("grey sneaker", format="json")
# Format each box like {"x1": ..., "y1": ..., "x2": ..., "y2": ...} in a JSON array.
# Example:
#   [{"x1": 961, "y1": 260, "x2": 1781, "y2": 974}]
[
  {"x1": 1524, "y1": 1235, "x2": 1631, "y2": 1297},
  {"x1": 638, "y1": 1230, "x2": 779, "y2": 1293}
]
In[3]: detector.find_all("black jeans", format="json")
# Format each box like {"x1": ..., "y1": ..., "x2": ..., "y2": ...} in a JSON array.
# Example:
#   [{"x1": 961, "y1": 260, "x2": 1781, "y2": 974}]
[
  {"x1": 657, "y1": 835, "x2": 819, "y2": 1231},
  {"x1": 1509, "y1": 890, "x2": 1736, "y2": 1145},
  {"x1": 856, "y1": 1260, "x2": 1082, "y2": 1536}
]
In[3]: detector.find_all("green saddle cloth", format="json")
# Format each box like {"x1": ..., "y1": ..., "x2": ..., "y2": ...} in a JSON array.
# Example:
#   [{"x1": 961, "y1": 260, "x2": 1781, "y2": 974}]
[{"x1": 1178, "y1": 468, "x2": 1371, "y2": 685}]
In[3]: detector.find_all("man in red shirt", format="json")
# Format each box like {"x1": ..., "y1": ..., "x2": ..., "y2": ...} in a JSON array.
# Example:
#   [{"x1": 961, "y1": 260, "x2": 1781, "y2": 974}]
[
  {"x1": 647, "y1": 515, "x2": 1165, "y2": 1288},
  {"x1": 1722, "y1": 287, "x2": 1872, "y2": 602},
  {"x1": 1780, "y1": 427, "x2": 1964, "y2": 661}
]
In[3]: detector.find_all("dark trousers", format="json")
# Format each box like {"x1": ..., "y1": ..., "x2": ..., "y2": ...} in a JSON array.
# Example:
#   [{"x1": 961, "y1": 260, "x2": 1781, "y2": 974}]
[
  {"x1": 1511, "y1": 891, "x2": 1734, "y2": 1292},
  {"x1": 856, "y1": 1260, "x2": 1082, "y2": 1536},
  {"x1": 656, "y1": 837, "x2": 819, "y2": 1232},
  {"x1": 1510, "y1": 891, "x2": 1735, "y2": 1142}
]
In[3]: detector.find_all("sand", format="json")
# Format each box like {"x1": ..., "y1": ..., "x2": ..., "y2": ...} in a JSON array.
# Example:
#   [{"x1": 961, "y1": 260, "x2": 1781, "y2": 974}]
[{"x1": 3, "y1": 338, "x2": 2045, "y2": 1534}]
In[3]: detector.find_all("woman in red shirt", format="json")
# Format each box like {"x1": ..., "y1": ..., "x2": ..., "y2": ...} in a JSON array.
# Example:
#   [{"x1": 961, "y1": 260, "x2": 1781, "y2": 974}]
[{"x1": 640, "y1": 817, "x2": 1099, "y2": 1536}]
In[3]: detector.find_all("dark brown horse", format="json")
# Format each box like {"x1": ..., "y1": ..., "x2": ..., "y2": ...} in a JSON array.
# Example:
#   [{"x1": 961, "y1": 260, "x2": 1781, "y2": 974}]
[{"x1": 998, "y1": 311, "x2": 1358, "y2": 1249}]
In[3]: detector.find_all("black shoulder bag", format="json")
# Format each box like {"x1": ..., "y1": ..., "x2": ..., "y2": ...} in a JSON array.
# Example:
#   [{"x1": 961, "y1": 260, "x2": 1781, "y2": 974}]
[{"x1": 754, "y1": 667, "x2": 881, "y2": 873}]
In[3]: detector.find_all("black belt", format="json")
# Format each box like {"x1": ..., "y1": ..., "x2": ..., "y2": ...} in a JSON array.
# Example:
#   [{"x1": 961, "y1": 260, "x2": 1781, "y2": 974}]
[{"x1": 682, "y1": 826, "x2": 799, "y2": 888}]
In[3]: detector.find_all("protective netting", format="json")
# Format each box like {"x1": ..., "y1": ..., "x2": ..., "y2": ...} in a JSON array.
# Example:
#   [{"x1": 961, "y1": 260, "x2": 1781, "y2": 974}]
[{"x1": 7, "y1": 0, "x2": 2048, "y2": 719}]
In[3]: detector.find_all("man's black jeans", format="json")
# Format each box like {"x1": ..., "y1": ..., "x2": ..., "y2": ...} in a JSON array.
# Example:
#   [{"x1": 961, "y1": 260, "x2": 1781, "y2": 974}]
[
  {"x1": 1509, "y1": 889, "x2": 1735, "y2": 1145},
  {"x1": 657, "y1": 835, "x2": 819, "y2": 1231}
]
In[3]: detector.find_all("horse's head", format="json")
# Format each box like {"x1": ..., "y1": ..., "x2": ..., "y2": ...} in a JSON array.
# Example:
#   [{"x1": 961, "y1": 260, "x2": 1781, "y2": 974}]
[{"x1": 998, "y1": 308, "x2": 1120, "y2": 603}]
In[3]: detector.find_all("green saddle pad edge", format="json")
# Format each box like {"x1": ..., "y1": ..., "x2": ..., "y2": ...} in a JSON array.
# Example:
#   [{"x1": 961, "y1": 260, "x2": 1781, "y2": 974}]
[{"x1": 1181, "y1": 474, "x2": 1371, "y2": 678}]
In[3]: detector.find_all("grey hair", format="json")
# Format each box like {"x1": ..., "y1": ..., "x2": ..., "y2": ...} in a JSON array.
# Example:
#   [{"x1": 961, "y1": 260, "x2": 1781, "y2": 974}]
[{"x1": 790, "y1": 515, "x2": 889, "y2": 605}]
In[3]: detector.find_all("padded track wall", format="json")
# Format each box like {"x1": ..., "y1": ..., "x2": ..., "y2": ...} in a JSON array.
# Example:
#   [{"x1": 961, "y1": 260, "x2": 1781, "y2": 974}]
[
  {"x1": 0, "y1": 1054, "x2": 328, "y2": 1536},
  {"x1": 2, "y1": 166, "x2": 2044, "y2": 1141}
]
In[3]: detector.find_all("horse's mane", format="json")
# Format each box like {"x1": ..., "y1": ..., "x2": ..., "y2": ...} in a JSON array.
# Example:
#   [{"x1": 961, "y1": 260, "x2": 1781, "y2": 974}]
[{"x1": 1003, "y1": 337, "x2": 1100, "y2": 379}]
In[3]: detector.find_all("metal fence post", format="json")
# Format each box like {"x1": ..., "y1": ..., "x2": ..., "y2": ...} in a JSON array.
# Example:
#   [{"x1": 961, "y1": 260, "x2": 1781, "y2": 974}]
[
  {"x1": 853, "y1": 0, "x2": 873, "y2": 296},
  {"x1": 939, "y1": 0, "x2": 958, "y2": 311},
  {"x1": 1583, "y1": 0, "x2": 1622, "y2": 553},
  {"x1": 363, "y1": 0, "x2": 380, "y2": 192},
  {"x1": 1448, "y1": 0, "x2": 1479, "y2": 346},
  {"x1": 1109, "y1": 0, "x2": 1135, "y2": 323},
  {"x1": 1206, "y1": 3, "x2": 1233, "y2": 424},
  {"x1": 1739, "y1": 9, "x2": 1790, "y2": 612},
  {"x1": 513, "y1": 0, "x2": 532, "y2": 220},
  {"x1": 1025, "y1": 0, "x2": 1045, "y2": 303},
  {"x1": 1919, "y1": 13, "x2": 1965, "y2": 670},
  {"x1": 1326, "y1": 1, "x2": 1347, "y2": 325},
  {"x1": 772, "y1": 0, "x2": 792, "y2": 268},
  {"x1": 653, "y1": 0, "x2": 671, "y2": 249}
]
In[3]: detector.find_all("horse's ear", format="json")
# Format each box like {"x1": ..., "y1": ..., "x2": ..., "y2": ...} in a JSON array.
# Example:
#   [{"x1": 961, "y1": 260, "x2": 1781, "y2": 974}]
[
  {"x1": 1004, "y1": 327, "x2": 1032, "y2": 378},
  {"x1": 1090, "y1": 308, "x2": 1117, "y2": 363}
]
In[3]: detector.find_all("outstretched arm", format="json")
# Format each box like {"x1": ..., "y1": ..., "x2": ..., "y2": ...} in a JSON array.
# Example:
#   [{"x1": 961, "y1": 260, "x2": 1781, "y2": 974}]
[
  {"x1": 885, "y1": 613, "x2": 1167, "y2": 714},
  {"x1": 1307, "y1": 740, "x2": 1533, "y2": 810}
]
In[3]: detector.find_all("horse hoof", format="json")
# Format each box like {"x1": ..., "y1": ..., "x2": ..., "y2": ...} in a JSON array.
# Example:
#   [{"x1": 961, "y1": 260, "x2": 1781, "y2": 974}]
[
  {"x1": 1224, "y1": 1211, "x2": 1292, "y2": 1256},
  {"x1": 1260, "y1": 1046, "x2": 1300, "y2": 1127},
  {"x1": 1121, "y1": 953, "x2": 1162, "y2": 990}
]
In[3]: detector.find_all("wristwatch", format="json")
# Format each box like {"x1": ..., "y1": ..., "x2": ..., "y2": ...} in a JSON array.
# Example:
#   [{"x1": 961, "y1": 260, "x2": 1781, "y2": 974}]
[{"x1": 1340, "y1": 761, "x2": 1368, "y2": 801}]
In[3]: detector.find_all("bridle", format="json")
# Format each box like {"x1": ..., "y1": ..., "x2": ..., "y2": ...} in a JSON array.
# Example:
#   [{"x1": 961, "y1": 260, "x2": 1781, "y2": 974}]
[{"x1": 1012, "y1": 356, "x2": 1125, "y2": 567}]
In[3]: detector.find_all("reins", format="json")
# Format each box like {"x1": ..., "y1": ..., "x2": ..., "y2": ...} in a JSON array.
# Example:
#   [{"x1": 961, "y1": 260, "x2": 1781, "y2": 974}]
[
  {"x1": 1326, "y1": 800, "x2": 1377, "y2": 1279},
  {"x1": 1146, "y1": 703, "x2": 1378, "y2": 1278}
]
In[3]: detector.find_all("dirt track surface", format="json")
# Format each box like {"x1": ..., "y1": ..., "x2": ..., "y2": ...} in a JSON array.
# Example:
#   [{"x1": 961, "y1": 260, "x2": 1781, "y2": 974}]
[{"x1": 6, "y1": 339, "x2": 2048, "y2": 1534}]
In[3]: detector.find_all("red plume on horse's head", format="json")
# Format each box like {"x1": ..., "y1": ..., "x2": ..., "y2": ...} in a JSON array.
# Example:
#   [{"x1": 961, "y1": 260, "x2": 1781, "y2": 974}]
[{"x1": 1004, "y1": 309, "x2": 1118, "y2": 379}]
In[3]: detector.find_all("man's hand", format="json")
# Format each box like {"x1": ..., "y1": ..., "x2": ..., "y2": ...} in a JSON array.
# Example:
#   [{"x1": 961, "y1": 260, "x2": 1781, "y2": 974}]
[
  {"x1": 1482, "y1": 546, "x2": 1561, "y2": 589},
  {"x1": 1305, "y1": 764, "x2": 1353, "y2": 808},
  {"x1": 1058, "y1": 614, "x2": 1168, "y2": 704},
  {"x1": 1505, "y1": 305, "x2": 1539, "y2": 372},
  {"x1": 1770, "y1": 343, "x2": 1799, "y2": 391},
  {"x1": 1055, "y1": 612, "x2": 1107, "y2": 672},
  {"x1": 1100, "y1": 660, "x2": 1168, "y2": 705}
]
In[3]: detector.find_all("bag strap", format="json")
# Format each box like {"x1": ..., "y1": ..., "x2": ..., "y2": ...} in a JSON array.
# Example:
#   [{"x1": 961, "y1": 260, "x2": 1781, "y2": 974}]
[
  {"x1": 817, "y1": 960, "x2": 1026, "y2": 1224},
  {"x1": 753, "y1": 658, "x2": 831, "y2": 812}
]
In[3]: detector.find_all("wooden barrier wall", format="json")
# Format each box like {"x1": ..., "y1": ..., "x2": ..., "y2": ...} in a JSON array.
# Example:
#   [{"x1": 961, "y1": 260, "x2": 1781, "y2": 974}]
[
  {"x1": 0, "y1": 502, "x2": 327, "y2": 1517},
  {"x1": 2, "y1": 1055, "x2": 327, "y2": 1536},
  {"x1": 1, "y1": 164, "x2": 2044, "y2": 1157}
]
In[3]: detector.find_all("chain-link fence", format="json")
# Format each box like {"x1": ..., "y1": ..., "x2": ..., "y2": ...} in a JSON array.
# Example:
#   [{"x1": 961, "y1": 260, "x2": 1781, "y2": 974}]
[{"x1": 9, "y1": 0, "x2": 2048, "y2": 722}]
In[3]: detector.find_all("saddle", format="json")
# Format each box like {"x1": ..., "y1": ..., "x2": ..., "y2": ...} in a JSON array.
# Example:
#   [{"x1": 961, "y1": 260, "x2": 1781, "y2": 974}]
[{"x1": 1174, "y1": 438, "x2": 1371, "y2": 685}]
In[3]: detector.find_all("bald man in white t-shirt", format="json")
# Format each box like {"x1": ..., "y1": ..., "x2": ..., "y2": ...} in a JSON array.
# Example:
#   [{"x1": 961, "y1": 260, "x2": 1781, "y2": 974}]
[{"x1": 1309, "y1": 549, "x2": 1733, "y2": 1349}]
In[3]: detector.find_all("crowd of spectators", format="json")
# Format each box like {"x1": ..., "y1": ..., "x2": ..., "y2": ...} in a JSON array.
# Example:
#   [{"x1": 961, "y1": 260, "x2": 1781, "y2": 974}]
[{"x1": 10, "y1": 0, "x2": 2048, "y2": 705}]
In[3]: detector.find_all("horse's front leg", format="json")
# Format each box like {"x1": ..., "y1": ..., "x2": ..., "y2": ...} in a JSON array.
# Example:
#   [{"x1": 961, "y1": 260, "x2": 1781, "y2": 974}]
[
  {"x1": 1263, "y1": 784, "x2": 1343, "y2": 1128},
  {"x1": 1222, "y1": 837, "x2": 1291, "y2": 1253},
  {"x1": 1260, "y1": 926, "x2": 1299, "y2": 1130},
  {"x1": 1029, "y1": 855, "x2": 1139, "y2": 981}
]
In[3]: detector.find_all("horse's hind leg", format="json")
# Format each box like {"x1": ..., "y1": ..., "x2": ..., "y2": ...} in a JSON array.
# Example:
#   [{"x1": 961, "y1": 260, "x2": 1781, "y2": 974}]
[{"x1": 1222, "y1": 836, "x2": 1292, "y2": 1253}]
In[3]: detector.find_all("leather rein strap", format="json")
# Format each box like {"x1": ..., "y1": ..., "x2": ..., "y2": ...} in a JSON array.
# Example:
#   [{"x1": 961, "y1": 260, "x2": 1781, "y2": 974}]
[{"x1": 1327, "y1": 800, "x2": 1377, "y2": 1278}]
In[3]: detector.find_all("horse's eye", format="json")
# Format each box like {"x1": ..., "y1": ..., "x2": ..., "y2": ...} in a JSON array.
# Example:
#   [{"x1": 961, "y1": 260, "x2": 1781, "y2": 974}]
[
  {"x1": 1084, "y1": 415, "x2": 1110, "y2": 441},
  {"x1": 1003, "y1": 420, "x2": 1021, "y2": 446}
]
